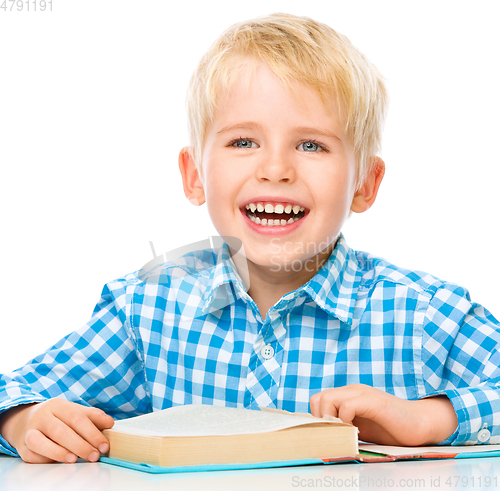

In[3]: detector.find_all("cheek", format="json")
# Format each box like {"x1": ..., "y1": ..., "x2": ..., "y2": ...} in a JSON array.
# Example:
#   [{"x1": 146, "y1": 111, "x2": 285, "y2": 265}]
[
  {"x1": 312, "y1": 172, "x2": 356, "y2": 222},
  {"x1": 204, "y1": 174, "x2": 235, "y2": 219},
  {"x1": 315, "y1": 169, "x2": 353, "y2": 199},
  {"x1": 205, "y1": 161, "x2": 246, "y2": 204}
]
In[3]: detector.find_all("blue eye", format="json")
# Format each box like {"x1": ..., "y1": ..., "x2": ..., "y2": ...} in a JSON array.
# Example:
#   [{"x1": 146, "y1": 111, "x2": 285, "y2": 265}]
[
  {"x1": 298, "y1": 141, "x2": 320, "y2": 152},
  {"x1": 232, "y1": 139, "x2": 256, "y2": 148}
]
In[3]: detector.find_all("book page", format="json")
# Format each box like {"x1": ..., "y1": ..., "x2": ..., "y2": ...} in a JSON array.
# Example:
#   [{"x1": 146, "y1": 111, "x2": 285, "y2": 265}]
[{"x1": 111, "y1": 404, "x2": 347, "y2": 437}]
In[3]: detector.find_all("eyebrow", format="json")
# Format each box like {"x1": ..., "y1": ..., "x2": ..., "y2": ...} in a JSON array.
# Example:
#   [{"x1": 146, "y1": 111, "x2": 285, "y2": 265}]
[
  {"x1": 293, "y1": 126, "x2": 342, "y2": 142},
  {"x1": 216, "y1": 122, "x2": 262, "y2": 135},
  {"x1": 216, "y1": 122, "x2": 342, "y2": 141}
]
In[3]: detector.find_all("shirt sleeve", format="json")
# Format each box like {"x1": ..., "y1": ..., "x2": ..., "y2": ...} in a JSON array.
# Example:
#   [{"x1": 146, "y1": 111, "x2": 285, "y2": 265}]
[
  {"x1": 422, "y1": 283, "x2": 500, "y2": 445},
  {"x1": 0, "y1": 279, "x2": 150, "y2": 456}
]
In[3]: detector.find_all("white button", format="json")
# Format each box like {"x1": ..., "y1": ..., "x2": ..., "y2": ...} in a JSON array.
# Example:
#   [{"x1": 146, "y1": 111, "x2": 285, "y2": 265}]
[
  {"x1": 261, "y1": 344, "x2": 274, "y2": 360},
  {"x1": 478, "y1": 428, "x2": 491, "y2": 443}
]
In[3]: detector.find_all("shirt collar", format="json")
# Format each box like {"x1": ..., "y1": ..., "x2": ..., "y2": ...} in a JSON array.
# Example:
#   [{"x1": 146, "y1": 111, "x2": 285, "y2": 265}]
[
  {"x1": 137, "y1": 238, "x2": 248, "y2": 320},
  {"x1": 299, "y1": 234, "x2": 361, "y2": 326},
  {"x1": 201, "y1": 241, "x2": 248, "y2": 316},
  {"x1": 201, "y1": 234, "x2": 361, "y2": 325}
]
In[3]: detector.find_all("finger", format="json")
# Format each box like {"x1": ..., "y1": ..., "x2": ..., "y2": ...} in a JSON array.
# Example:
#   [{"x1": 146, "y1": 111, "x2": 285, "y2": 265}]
[
  {"x1": 19, "y1": 446, "x2": 58, "y2": 464},
  {"x1": 81, "y1": 406, "x2": 115, "y2": 430},
  {"x1": 40, "y1": 415, "x2": 100, "y2": 462},
  {"x1": 24, "y1": 428, "x2": 78, "y2": 464},
  {"x1": 309, "y1": 393, "x2": 322, "y2": 418},
  {"x1": 55, "y1": 406, "x2": 113, "y2": 455},
  {"x1": 337, "y1": 395, "x2": 373, "y2": 425},
  {"x1": 337, "y1": 401, "x2": 355, "y2": 425},
  {"x1": 319, "y1": 396, "x2": 339, "y2": 419},
  {"x1": 310, "y1": 391, "x2": 339, "y2": 419},
  {"x1": 18, "y1": 438, "x2": 57, "y2": 464},
  {"x1": 20, "y1": 450, "x2": 55, "y2": 464}
]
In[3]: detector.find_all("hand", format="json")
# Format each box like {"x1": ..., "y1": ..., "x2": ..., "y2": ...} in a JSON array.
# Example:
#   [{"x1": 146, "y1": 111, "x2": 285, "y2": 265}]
[
  {"x1": 310, "y1": 384, "x2": 458, "y2": 446},
  {"x1": 0, "y1": 399, "x2": 115, "y2": 463}
]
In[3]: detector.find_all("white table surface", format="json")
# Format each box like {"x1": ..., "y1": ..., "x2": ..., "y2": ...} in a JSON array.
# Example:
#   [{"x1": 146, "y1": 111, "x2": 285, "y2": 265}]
[{"x1": 1, "y1": 454, "x2": 500, "y2": 491}]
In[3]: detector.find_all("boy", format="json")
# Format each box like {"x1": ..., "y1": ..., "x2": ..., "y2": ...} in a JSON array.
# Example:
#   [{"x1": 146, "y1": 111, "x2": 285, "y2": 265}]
[{"x1": 1, "y1": 13, "x2": 499, "y2": 464}]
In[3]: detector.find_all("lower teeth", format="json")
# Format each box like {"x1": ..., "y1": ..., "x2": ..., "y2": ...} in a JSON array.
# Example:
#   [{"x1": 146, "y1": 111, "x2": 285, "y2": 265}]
[{"x1": 246, "y1": 211, "x2": 302, "y2": 226}]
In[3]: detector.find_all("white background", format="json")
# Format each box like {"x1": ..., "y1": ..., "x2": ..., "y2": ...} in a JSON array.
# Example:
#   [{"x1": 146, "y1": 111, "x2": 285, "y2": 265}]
[{"x1": 0, "y1": 0, "x2": 499, "y2": 372}]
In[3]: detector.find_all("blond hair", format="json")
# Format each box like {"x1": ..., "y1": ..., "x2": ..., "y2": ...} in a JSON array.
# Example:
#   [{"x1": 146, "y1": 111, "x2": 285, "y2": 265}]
[{"x1": 186, "y1": 13, "x2": 388, "y2": 189}]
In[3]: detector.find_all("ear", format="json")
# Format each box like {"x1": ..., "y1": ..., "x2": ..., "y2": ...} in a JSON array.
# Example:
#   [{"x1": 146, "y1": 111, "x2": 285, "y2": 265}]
[
  {"x1": 178, "y1": 147, "x2": 206, "y2": 206},
  {"x1": 350, "y1": 157, "x2": 385, "y2": 213}
]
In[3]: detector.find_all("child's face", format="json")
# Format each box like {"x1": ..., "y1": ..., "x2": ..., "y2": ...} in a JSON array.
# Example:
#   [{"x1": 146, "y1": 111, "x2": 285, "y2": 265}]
[{"x1": 184, "y1": 62, "x2": 369, "y2": 277}]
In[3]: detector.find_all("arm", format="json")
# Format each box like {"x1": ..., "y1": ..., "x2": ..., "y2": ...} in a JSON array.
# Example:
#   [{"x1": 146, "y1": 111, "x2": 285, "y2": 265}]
[
  {"x1": 420, "y1": 285, "x2": 500, "y2": 445},
  {"x1": 310, "y1": 385, "x2": 458, "y2": 445},
  {"x1": 0, "y1": 279, "x2": 150, "y2": 462},
  {"x1": 310, "y1": 284, "x2": 500, "y2": 446}
]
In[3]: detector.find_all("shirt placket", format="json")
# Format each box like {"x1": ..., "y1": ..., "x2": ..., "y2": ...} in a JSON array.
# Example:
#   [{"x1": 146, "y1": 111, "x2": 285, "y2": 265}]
[{"x1": 244, "y1": 309, "x2": 287, "y2": 409}]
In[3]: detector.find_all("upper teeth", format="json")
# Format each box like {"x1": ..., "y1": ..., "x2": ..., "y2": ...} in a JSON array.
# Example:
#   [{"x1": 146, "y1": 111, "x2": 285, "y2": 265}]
[{"x1": 245, "y1": 202, "x2": 305, "y2": 214}]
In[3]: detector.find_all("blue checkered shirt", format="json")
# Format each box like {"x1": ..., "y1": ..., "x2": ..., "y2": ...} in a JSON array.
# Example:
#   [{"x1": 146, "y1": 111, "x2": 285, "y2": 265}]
[{"x1": 1, "y1": 234, "x2": 500, "y2": 456}]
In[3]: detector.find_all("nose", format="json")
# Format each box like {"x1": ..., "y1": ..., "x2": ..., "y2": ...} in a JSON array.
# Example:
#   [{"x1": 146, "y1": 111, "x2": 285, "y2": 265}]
[{"x1": 256, "y1": 148, "x2": 296, "y2": 183}]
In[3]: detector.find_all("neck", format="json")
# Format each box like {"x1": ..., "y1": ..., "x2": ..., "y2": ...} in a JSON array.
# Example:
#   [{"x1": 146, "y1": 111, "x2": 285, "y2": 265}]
[{"x1": 238, "y1": 242, "x2": 336, "y2": 320}]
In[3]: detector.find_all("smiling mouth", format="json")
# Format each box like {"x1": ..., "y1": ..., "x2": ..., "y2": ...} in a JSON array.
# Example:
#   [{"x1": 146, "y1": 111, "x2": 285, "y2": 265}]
[{"x1": 244, "y1": 201, "x2": 306, "y2": 226}]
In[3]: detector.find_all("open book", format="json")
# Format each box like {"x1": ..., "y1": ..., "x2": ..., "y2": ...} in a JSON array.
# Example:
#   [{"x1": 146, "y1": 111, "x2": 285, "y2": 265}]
[
  {"x1": 101, "y1": 404, "x2": 357, "y2": 471},
  {"x1": 99, "y1": 404, "x2": 500, "y2": 474}
]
